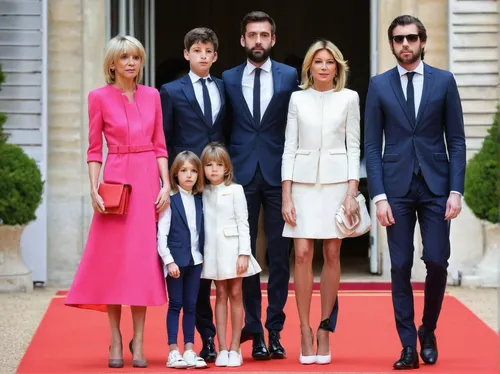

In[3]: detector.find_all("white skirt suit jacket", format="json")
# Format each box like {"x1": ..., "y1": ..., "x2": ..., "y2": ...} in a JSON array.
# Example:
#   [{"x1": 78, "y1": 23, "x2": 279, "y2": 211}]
[
  {"x1": 201, "y1": 183, "x2": 262, "y2": 280},
  {"x1": 281, "y1": 88, "x2": 361, "y2": 238}
]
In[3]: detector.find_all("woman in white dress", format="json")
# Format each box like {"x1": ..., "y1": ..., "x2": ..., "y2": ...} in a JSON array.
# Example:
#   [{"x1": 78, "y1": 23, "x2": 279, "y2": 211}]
[{"x1": 281, "y1": 39, "x2": 361, "y2": 365}]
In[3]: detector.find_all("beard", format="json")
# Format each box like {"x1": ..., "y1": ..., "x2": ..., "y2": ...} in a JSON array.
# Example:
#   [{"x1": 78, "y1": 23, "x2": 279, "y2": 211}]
[
  {"x1": 245, "y1": 45, "x2": 272, "y2": 63},
  {"x1": 392, "y1": 46, "x2": 423, "y2": 65}
]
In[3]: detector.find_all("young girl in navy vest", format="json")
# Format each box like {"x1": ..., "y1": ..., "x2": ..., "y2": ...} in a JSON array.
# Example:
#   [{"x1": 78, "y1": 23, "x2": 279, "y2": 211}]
[
  {"x1": 157, "y1": 151, "x2": 207, "y2": 369},
  {"x1": 200, "y1": 143, "x2": 262, "y2": 367}
]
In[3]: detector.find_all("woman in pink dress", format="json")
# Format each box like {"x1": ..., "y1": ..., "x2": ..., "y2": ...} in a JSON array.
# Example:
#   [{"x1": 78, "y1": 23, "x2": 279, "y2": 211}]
[{"x1": 65, "y1": 35, "x2": 170, "y2": 369}]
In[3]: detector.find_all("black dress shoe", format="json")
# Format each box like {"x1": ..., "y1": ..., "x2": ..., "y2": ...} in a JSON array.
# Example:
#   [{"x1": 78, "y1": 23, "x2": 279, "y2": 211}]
[
  {"x1": 268, "y1": 330, "x2": 286, "y2": 359},
  {"x1": 199, "y1": 336, "x2": 217, "y2": 363},
  {"x1": 418, "y1": 325, "x2": 438, "y2": 364},
  {"x1": 393, "y1": 346, "x2": 419, "y2": 370},
  {"x1": 251, "y1": 334, "x2": 270, "y2": 360}
]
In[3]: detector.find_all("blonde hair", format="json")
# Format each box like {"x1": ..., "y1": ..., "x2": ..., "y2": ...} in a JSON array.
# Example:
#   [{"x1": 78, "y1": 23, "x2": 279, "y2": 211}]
[
  {"x1": 301, "y1": 39, "x2": 349, "y2": 91},
  {"x1": 169, "y1": 151, "x2": 204, "y2": 194},
  {"x1": 200, "y1": 142, "x2": 234, "y2": 186},
  {"x1": 103, "y1": 35, "x2": 146, "y2": 84}
]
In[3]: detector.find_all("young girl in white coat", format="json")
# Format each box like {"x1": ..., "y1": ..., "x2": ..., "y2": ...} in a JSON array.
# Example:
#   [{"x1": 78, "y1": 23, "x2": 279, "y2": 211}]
[{"x1": 200, "y1": 143, "x2": 262, "y2": 367}]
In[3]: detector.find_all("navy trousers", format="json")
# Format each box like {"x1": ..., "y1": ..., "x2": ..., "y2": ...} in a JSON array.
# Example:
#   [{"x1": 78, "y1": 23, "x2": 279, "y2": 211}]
[
  {"x1": 166, "y1": 264, "x2": 203, "y2": 345},
  {"x1": 242, "y1": 166, "x2": 291, "y2": 334},
  {"x1": 387, "y1": 172, "x2": 450, "y2": 347},
  {"x1": 195, "y1": 278, "x2": 216, "y2": 341}
]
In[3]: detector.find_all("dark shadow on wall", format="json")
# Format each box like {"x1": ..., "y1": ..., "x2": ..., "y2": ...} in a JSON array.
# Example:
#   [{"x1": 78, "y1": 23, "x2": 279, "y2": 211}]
[{"x1": 155, "y1": 1, "x2": 371, "y2": 262}]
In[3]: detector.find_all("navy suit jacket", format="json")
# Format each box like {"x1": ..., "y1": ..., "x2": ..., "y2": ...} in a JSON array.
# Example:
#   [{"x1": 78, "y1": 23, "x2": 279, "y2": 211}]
[
  {"x1": 167, "y1": 192, "x2": 204, "y2": 268},
  {"x1": 222, "y1": 60, "x2": 299, "y2": 187},
  {"x1": 364, "y1": 63, "x2": 466, "y2": 198},
  {"x1": 160, "y1": 74, "x2": 226, "y2": 163}
]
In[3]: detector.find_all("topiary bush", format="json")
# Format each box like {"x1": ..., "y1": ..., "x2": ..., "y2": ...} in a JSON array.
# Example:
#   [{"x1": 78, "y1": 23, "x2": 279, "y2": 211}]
[
  {"x1": 0, "y1": 144, "x2": 44, "y2": 225},
  {"x1": 464, "y1": 108, "x2": 499, "y2": 224}
]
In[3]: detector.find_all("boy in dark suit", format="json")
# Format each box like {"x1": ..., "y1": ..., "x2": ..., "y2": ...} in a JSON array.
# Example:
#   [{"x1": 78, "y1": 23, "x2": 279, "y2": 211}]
[{"x1": 160, "y1": 27, "x2": 226, "y2": 363}]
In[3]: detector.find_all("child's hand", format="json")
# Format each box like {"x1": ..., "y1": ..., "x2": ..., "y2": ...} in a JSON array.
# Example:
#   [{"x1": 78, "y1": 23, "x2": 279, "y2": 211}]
[
  {"x1": 237, "y1": 255, "x2": 249, "y2": 275},
  {"x1": 167, "y1": 263, "x2": 180, "y2": 278}
]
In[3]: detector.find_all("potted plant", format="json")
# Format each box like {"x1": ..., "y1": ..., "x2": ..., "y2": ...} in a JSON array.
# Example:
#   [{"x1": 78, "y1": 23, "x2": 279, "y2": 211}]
[
  {"x1": 462, "y1": 108, "x2": 499, "y2": 287},
  {"x1": 0, "y1": 64, "x2": 44, "y2": 292}
]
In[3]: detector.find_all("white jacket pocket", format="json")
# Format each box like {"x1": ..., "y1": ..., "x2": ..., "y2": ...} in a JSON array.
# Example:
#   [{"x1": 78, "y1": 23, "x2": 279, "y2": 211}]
[
  {"x1": 223, "y1": 225, "x2": 239, "y2": 237},
  {"x1": 291, "y1": 149, "x2": 319, "y2": 183},
  {"x1": 318, "y1": 149, "x2": 348, "y2": 183}
]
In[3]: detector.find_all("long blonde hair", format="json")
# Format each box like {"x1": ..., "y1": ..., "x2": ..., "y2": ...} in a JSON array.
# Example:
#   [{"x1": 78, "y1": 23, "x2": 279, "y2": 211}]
[
  {"x1": 169, "y1": 151, "x2": 204, "y2": 194},
  {"x1": 200, "y1": 142, "x2": 234, "y2": 186},
  {"x1": 103, "y1": 35, "x2": 146, "y2": 84},
  {"x1": 301, "y1": 39, "x2": 349, "y2": 91}
]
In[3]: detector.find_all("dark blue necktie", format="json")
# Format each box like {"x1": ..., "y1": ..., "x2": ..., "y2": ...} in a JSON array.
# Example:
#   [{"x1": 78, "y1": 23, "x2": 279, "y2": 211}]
[
  {"x1": 253, "y1": 68, "x2": 261, "y2": 126},
  {"x1": 406, "y1": 72, "x2": 416, "y2": 124},
  {"x1": 407, "y1": 72, "x2": 420, "y2": 174},
  {"x1": 200, "y1": 78, "x2": 212, "y2": 126}
]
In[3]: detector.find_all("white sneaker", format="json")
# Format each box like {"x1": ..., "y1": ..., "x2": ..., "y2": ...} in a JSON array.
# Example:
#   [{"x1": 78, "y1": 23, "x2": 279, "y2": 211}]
[
  {"x1": 215, "y1": 350, "x2": 229, "y2": 367},
  {"x1": 227, "y1": 350, "x2": 242, "y2": 367},
  {"x1": 183, "y1": 349, "x2": 208, "y2": 369},
  {"x1": 166, "y1": 350, "x2": 188, "y2": 369}
]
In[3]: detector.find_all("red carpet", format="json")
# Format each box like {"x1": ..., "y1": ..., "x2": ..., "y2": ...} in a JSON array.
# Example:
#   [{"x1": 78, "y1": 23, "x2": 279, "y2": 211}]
[{"x1": 17, "y1": 291, "x2": 498, "y2": 373}]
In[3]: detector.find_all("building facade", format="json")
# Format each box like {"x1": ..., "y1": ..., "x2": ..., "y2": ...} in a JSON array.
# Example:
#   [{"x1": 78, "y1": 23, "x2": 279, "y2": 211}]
[{"x1": 1, "y1": 0, "x2": 499, "y2": 286}]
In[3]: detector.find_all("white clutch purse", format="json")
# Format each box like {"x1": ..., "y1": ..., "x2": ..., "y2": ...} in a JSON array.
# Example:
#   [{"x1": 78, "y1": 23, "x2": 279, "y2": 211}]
[{"x1": 335, "y1": 193, "x2": 372, "y2": 238}]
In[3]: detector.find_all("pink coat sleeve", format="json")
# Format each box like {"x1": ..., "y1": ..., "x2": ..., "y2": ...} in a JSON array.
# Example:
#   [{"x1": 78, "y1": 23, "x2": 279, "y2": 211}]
[
  {"x1": 153, "y1": 90, "x2": 168, "y2": 159},
  {"x1": 87, "y1": 90, "x2": 103, "y2": 163}
]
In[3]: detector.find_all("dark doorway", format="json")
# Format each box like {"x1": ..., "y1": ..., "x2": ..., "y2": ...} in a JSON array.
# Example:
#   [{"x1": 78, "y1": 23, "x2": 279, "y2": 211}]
[{"x1": 155, "y1": 1, "x2": 371, "y2": 273}]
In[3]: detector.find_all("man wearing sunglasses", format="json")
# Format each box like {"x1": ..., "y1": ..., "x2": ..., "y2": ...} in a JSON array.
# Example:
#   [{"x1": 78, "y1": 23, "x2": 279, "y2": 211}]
[{"x1": 364, "y1": 15, "x2": 466, "y2": 370}]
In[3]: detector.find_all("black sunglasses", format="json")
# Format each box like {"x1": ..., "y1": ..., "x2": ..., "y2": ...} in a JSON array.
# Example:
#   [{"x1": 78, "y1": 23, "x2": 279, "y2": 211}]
[{"x1": 392, "y1": 34, "x2": 419, "y2": 44}]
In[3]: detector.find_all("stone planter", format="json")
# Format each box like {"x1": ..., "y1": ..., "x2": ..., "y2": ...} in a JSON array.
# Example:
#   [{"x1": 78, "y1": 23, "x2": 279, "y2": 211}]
[
  {"x1": 461, "y1": 222, "x2": 500, "y2": 288},
  {"x1": 0, "y1": 225, "x2": 33, "y2": 292}
]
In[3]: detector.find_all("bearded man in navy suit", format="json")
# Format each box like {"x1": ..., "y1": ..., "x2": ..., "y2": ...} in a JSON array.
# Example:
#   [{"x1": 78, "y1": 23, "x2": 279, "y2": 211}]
[
  {"x1": 222, "y1": 10, "x2": 341, "y2": 360},
  {"x1": 364, "y1": 15, "x2": 466, "y2": 370}
]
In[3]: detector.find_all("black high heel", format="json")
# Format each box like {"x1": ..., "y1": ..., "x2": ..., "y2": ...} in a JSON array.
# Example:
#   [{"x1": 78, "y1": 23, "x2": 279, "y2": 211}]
[
  {"x1": 129, "y1": 339, "x2": 148, "y2": 368},
  {"x1": 316, "y1": 319, "x2": 332, "y2": 364}
]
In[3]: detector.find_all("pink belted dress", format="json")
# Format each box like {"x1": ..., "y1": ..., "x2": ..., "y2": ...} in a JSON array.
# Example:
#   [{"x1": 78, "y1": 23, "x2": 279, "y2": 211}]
[{"x1": 65, "y1": 84, "x2": 168, "y2": 311}]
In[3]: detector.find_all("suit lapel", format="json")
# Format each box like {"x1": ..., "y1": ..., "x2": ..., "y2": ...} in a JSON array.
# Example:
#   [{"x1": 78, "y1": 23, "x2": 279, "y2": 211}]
[
  {"x1": 171, "y1": 193, "x2": 189, "y2": 229},
  {"x1": 390, "y1": 67, "x2": 414, "y2": 127},
  {"x1": 235, "y1": 63, "x2": 254, "y2": 124},
  {"x1": 261, "y1": 60, "x2": 281, "y2": 125},
  {"x1": 213, "y1": 78, "x2": 225, "y2": 125},
  {"x1": 181, "y1": 75, "x2": 207, "y2": 126},
  {"x1": 415, "y1": 64, "x2": 433, "y2": 126}
]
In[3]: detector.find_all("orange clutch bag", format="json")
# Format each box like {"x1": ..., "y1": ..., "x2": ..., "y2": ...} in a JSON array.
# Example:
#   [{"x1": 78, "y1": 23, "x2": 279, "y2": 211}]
[{"x1": 98, "y1": 183, "x2": 132, "y2": 215}]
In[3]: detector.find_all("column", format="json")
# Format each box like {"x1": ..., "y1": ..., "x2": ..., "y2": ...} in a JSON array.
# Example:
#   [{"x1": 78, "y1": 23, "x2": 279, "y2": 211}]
[{"x1": 47, "y1": 0, "x2": 106, "y2": 286}]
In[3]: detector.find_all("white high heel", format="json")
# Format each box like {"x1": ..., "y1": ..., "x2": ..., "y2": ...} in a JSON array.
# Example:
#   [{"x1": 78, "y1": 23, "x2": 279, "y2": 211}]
[
  {"x1": 315, "y1": 352, "x2": 331, "y2": 365},
  {"x1": 299, "y1": 327, "x2": 316, "y2": 365},
  {"x1": 299, "y1": 352, "x2": 317, "y2": 365},
  {"x1": 316, "y1": 321, "x2": 332, "y2": 365}
]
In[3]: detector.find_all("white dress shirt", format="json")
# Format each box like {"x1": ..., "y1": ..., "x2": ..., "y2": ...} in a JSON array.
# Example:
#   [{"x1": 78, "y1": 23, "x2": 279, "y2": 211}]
[
  {"x1": 373, "y1": 61, "x2": 459, "y2": 204},
  {"x1": 398, "y1": 61, "x2": 424, "y2": 117},
  {"x1": 157, "y1": 186, "x2": 203, "y2": 266},
  {"x1": 242, "y1": 58, "x2": 273, "y2": 120},
  {"x1": 189, "y1": 70, "x2": 221, "y2": 124}
]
